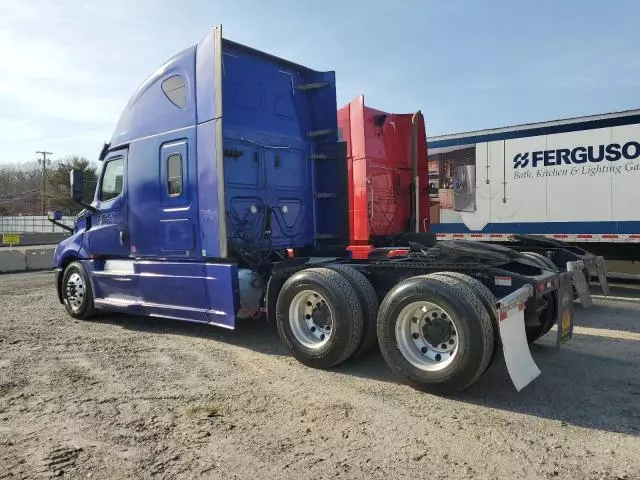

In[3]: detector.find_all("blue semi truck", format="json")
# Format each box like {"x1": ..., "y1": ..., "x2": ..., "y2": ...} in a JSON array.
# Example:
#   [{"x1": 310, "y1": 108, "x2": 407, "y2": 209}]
[{"x1": 50, "y1": 26, "x2": 598, "y2": 394}]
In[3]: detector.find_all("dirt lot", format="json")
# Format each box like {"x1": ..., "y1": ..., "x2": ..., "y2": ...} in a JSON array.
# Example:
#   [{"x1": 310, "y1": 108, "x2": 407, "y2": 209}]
[{"x1": 0, "y1": 272, "x2": 639, "y2": 480}]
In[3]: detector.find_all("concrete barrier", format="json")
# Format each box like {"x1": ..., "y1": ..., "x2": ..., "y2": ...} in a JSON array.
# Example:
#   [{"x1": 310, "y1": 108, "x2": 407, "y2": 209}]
[
  {"x1": 25, "y1": 248, "x2": 55, "y2": 271},
  {"x1": 0, "y1": 249, "x2": 28, "y2": 273},
  {"x1": 0, "y1": 245, "x2": 56, "y2": 274}
]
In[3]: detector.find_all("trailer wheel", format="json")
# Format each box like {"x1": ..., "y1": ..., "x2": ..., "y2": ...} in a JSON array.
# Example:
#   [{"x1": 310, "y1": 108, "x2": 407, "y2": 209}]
[
  {"x1": 326, "y1": 265, "x2": 380, "y2": 357},
  {"x1": 61, "y1": 261, "x2": 96, "y2": 320},
  {"x1": 275, "y1": 268, "x2": 364, "y2": 369},
  {"x1": 377, "y1": 275, "x2": 494, "y2": 394},
  {"x1": 428, "y1": 272, "x2": 501, "y2": 368}
]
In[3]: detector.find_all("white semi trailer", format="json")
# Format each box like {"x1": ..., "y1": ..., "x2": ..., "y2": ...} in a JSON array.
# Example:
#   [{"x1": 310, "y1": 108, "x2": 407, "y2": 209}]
[{"x1": 428, "y1": 109, "x2": 640, "y2": 267}]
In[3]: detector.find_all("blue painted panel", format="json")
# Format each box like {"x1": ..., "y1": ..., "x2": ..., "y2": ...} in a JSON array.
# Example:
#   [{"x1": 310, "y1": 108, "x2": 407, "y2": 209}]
[
  {"x1": 127, "y1": 127, "x2": 199, "y2": 258},
  {"x1": 429, "y1": 115, "x2": 640, "y2": 150},
  {"x1": 195, "y1": 28, "x2": 217, "y2": 124},
  {"x1": 221, "y1": 44, "x2": 337, "y2": 253},
  {"x1": 196, "y1": 119, "x2": 223, "y2": 258},
  {"x1": 158, "y1": 139, "x2": 196, "y2": 254},
  {"x1": 53, "y1": 233, "x2": 83, "y2": 267},
  {"x1": 301, "y1": 69, "x2": 341, "y2": 246},
  {"x1": 222, "y1": 45, "x2": 303, "y2": 137},
  {"x1": 87, "y1": 151, "x2": 130, "y2": 258},
  {"x1": 430, "y1": 221, "x2": 640, "y2": 235},
  {"x1": 223, "y1": 138, "x2": 264, "y2": 188},
  {"x1": 266, "y1": 146, "x2": 307, "y2": 190},
  {"x1": 86, "y1": 260, "x2": 140, "y2": 303},
  {"x1": 109, "y1": 46, "x2": 197, "y2": 148},
  {"x1": 136, "y1": 261, "x2": 209, "y2": 321},
  {"x1": 159, "y1": 220, "x2": 195, "y2": 251},
  {"x1": 204, "y1": 262, "x2": 238, "y2": 328}
]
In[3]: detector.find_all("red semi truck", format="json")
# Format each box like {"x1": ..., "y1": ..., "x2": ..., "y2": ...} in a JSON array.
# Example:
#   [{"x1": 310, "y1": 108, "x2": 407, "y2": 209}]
[
  {"x1": 337, "y1": 96, "x2": 609, "y2": 305},
  {"x1": 338, "y1": 95, "x2": 429, "y2": 259}
]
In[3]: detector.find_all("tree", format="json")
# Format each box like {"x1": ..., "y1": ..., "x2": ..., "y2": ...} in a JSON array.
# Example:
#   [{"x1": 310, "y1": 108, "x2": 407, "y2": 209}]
[
  {"x1": 0, "y1": 163, "x2": 41, "y2": 215},
  {"x1": 45, "y1": 155, "x2": 98, "y2": 215}
]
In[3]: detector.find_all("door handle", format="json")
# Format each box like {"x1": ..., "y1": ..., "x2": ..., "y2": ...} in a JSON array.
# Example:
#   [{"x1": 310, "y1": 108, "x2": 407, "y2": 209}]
[{"x1": 119, "y1": 230, "x2": 125, "y2": 246}]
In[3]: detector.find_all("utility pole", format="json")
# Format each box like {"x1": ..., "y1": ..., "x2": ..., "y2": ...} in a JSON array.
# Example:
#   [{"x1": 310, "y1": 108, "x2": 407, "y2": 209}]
[{"x1": 36, "y1": 151, "x2": 52, "y2": 216}]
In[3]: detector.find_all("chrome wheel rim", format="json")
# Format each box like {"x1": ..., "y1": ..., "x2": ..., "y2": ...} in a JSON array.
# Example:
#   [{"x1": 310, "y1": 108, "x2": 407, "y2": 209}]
[
  {"x1": 395, "y1": 301, "x2": 458, "y2": 371},
  {"x1": 288, "y1": 290, "x2": 333, "y2": 349},
  {"x1": 65, "y1": 272, "x2": 86, "y2": 311}
]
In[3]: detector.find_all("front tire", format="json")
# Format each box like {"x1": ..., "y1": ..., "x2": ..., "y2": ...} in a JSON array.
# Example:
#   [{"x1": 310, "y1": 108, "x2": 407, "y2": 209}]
[
  {"x1": 377, "y1": 275, "x2": 494, "y2": 395},
  {"x1": 61, "y1": 261, "x2": 96, "y2": 320},
  {"x1": 275, "y1": 268, "x2": 364, "y2": 369}
]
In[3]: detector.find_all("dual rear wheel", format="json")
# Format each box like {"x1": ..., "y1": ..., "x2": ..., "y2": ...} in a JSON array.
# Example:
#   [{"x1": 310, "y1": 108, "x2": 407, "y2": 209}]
[
  {"x1": 275, "y1": 267, "x2": 498, "y2": 394},
  {"x1": 275, "y1": 265, "x2": 378, "y2": 369}
]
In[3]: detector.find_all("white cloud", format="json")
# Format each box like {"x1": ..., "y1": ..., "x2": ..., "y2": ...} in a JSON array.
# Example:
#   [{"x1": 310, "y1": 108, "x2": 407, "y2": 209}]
[{"x1": 0, "y1": 0, "x2": 158, "y2": 162}]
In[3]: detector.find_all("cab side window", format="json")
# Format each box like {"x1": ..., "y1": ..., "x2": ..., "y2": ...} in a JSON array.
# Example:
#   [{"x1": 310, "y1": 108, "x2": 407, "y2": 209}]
[
  {"x1": 100, "y1": 158, "x2": 124, "y2": 201},
  {"x1": 167, "y1": 153, "x2": 183, "y2": 196}
]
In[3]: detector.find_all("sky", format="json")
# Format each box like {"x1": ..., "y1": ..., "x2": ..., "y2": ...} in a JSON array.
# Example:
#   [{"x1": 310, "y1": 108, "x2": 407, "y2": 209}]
[{"x1": 2, "y1": 0, "x2": 640, "y2": 165}]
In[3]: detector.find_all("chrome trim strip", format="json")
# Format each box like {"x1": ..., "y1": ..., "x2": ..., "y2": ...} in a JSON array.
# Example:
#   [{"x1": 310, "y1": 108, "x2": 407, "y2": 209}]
[
  {"x1": 214, "y1": 24, "x2": 227, "y2": 258},
  {"x1": 94, "y1": 297, "x2": 226, "y2": 317},
  {"x1": 148, "y1": 313, "x2": 234, "y2": 330},
  {"x1": 92, "y1": 271, "x2": 217, "y2": 281}
]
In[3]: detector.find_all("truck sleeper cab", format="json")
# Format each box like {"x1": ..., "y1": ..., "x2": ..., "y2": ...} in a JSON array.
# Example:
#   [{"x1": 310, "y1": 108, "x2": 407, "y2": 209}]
[{"x1": 53, "y1": 25, "x2": 578, "y2": 395}]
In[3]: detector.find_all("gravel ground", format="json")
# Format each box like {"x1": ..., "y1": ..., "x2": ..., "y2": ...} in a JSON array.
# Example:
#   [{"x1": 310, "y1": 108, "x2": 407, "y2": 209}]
[{"x1": 0, "y1": 272, "x2": 639, "y2": 480}]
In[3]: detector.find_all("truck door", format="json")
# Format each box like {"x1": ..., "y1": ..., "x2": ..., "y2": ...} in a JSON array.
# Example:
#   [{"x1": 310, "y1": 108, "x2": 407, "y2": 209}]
[{"x1": 88, "y1": 150, "x2": 130, "y2": 258}]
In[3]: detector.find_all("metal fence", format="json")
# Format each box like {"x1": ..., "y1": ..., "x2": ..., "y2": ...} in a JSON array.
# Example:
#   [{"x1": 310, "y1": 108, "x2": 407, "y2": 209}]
[{"x1": 0, "y1": 216, "x2": 75, "y2": 233}]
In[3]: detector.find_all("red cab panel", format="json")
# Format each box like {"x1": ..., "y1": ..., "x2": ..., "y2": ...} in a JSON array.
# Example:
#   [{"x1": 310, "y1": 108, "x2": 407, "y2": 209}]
[{"x1": 338, "y1": 96, "x2": 429, "y2": 258}]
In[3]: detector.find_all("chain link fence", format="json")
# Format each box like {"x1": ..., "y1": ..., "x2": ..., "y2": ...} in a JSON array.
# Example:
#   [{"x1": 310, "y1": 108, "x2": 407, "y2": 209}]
[{"x1": 0, "y1": 216, "x2": 75, "y2": 233}]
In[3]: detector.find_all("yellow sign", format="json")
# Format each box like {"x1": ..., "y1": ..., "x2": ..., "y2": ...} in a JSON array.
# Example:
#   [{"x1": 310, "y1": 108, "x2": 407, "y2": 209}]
[{"x1": 2, "y1": 233, "x2": 20, "y2": 245}]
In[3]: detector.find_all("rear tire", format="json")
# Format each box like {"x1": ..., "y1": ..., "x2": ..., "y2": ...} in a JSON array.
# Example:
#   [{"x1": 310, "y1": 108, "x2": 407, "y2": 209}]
[
  {"x1": 377, "y1": 275, "x2": 494, "y2": 395},
  {"x1": 429, "y1": 272, "x2": 500, "y2": 368},
  {"x1": 275, "y1": 268, "x2": 364, "y2": 369},
  {"x1": 326, "y1": 264, "x2": 380, "y2": 357},
  {"x1": 61, "y1": 261, "x2": 96, "y2": 320}
]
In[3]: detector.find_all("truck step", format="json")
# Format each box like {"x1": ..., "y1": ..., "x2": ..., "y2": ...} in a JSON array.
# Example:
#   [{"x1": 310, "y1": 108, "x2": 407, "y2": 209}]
[
  {"x1": 308, "y1": 154, "x2": 334, "y2": 160},
  {"x1": 308, "y1": 129, "x2": 335, "y2": 138},
  {"x1": 315, "y1": 193, "x2": 337, "y2": 199},
  {"x1": 315, "y1": 234, "x2": 338, "y2": 240},
  {"x1": 297, "y1": 82, "x2": 330, "y2": 91}
]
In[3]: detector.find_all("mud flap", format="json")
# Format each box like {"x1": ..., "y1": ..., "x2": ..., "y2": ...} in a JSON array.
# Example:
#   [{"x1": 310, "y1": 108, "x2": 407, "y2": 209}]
[
  {"x1": 556, "y1": 273, "x2": 575, "y2": 345},
  {"x1": 497, "y1": 285, "x2": 540, "y2": 392},
  {"x1": 566, "y1": 260, "x2": 592, "y2": 308},
  {"x1": 596, "y1": 256, "x2": 610, "y2": 296},
  {"x1": 582, "y1": 255, "x2": 610, "y2": 296}
]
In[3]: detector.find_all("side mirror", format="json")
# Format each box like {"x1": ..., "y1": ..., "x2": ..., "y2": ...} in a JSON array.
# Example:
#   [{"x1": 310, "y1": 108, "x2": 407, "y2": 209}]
[
  {"x1": 70, "y1": 169, "x2": 84, "y2": 202},
  {"x1": 48, "y1": 210, "x2": 64, "y2": 221}
]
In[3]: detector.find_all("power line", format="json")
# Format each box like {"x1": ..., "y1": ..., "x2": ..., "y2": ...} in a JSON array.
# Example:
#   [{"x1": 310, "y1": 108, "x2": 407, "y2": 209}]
[{"x1": 36, "y1": 151, "x2": 52, "y2": 215}]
